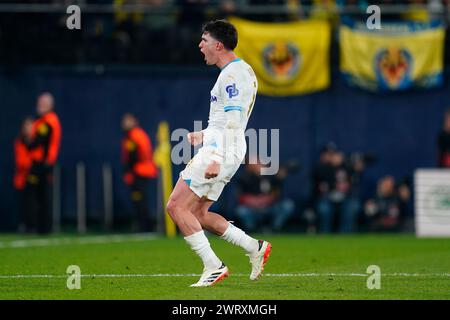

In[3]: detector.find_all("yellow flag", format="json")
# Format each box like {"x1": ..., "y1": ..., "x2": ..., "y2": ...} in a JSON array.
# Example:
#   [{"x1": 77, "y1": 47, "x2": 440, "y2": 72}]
[
  {"x1": 229, "y1": 17, "x2": 331, "y2": 96},
  {"x1": 340, "y1": 21, "x2": 444, "y2": 91},
  {"x1": 153, "y1": 121, "x2": 176, "y2": 238}
]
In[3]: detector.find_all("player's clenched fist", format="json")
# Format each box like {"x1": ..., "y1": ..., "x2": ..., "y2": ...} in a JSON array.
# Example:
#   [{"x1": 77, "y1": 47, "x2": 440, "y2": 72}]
[
  {"x1": 205, "y1": 161, "x2": 220, "y2": 179},
  {"x1": 187, "y1": 131, "x2": 203, "y2": 146}
]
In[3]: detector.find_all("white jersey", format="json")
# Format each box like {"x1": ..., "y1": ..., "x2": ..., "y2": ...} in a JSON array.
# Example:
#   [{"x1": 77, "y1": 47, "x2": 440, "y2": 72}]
[
  {"x1": 180, "y1": 58, "x2": 258, "y2": 201},
  {"x1": 202, "y1": 58, "x2": 258, "y2": 163}
]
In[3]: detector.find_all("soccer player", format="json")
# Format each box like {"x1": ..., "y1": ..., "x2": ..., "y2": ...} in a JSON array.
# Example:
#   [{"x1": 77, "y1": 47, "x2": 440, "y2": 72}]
[{"x1": 166, "y1": 20, "x2": 272, "y2": 287}]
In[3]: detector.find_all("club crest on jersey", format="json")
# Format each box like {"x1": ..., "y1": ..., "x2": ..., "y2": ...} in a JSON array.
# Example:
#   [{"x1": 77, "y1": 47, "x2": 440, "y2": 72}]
[
  {"x1": 225, "y1": 83, "x2": 239, "y2": 99},
  {"x1": 210, "y1": 95, "x2": 217, "y2": 102}
]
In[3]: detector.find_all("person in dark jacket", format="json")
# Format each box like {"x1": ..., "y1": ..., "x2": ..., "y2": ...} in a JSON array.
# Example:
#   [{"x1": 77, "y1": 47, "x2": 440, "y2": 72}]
[{"x1": 437, "y1": 108, "x2": 450, "y2": 168}]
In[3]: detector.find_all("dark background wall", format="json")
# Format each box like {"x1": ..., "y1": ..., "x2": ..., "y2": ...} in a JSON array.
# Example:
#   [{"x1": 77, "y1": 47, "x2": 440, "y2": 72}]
[{"x1": 1, "y1": 65, "x2": 449, "y2": 231}]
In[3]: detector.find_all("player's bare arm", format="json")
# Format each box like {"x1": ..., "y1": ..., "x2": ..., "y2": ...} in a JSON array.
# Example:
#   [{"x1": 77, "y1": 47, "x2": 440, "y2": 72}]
[{"x1": 187, "y1": 131, "x2": 203, "y2": 146}]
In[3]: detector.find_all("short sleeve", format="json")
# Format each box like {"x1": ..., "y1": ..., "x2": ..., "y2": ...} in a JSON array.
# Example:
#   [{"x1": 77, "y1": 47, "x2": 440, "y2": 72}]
[{"x1": 222, "y1": 74, "x2": 244, "y2": 113}]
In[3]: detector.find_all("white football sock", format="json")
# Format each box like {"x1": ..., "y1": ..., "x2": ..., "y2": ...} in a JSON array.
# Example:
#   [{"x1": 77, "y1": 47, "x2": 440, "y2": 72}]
[
  {"x1": 220, "y1": 223, "x2": 259, "y2": 254},
  {"x1": 184, "y1": 230, "x2": 222, "y2": 270}
]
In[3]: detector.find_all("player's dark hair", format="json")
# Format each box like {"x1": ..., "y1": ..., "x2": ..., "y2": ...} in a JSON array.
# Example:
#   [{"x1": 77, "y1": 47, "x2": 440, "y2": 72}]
[{"x1": 202, "y1": 20, "x2": 238, "y2": 51}]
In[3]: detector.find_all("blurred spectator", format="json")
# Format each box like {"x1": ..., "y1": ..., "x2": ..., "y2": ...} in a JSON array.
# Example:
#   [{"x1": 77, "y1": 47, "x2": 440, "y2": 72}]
[
  {"x1": 335, "y1": 0, "x2": 368, "y2": 23},
  {"x1": 313, "y1": 143, "x2": 360, "y2": 233},
  {"x1": 437, "y1": 108, "x2": 450, "y2": 167},
  {"x1": 401, "y1": 0, "x2": 430, "y2": 22},
  {"x1": 446, "y1": 0, "x2": 450, "y2": 23},
  {"x1": 244, "y1": 0, "x2": 295, "y2": 22},
  {"x1": 175, "y1": 0, "x2": 210, "y2": 62},
  {"x1": 310, "y1": 143, "x2": 335, "y2": 206},
  {"x1": 309, "y1": 0, "x2": 339, "y2": 25},
  {"x1": 216, "y1": 0, "x2": 247, "y2": 21},
  {"x1": 286, "y1": 0, "x2": 308, "y2": 21},
  {"x1": 379, "y1": 0, "x2": 403, "y2": 21},
  {"x1": 397, "y1": 178, "x2": 412, "y2": 220},
  {"x1": 304, "y1": 143, "x2": 335, "y2": 233},
  {"x1": 235, "y1": 160, "x2": 295, "y2": 232},
  {"x1": 428, "y1": 0, "x2": 446, "y2": 24},
  {"x1": 121, "y1": 113, "x2": 158, "y2": 232},
  {"x1": 363, "y1": 175, "x2": 410, "y2": 231},
  {"x1": 142, "y1": 0, "x2": 178, "y2": 59},
  {"x1": 14, "y1": 117, "x2": 34, "y2": 233},
  {"x1": 113, "y1": 0, "x2": 146, "y2": 61},
  {"x1": 220, "y1": 0, "x2": 239, "y2": 16},
  {"x1": 27, "y1": 93, "x2": 62, "y2": 234},
  {"x1": 303, "y1": 144, "x2": 333, "y2": 233}
]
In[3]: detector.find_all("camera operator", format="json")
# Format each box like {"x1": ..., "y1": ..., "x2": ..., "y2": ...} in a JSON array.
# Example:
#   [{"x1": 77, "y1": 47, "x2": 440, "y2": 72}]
[
  {"x1": 363, "y1": 175, "x2": 411, "y2": 232},
  {"x1": 437, "y1": 108, "x2": 450, "y2": 167},
  {"x1": 235, "y1": 158, "x2": 296, "y2": 233},
  {"x1": 313, "y1": 143, "x2": 362, "y2": 233},
  {"x1": 346, "y1": 152, "x2": 377, "y2": 197}
]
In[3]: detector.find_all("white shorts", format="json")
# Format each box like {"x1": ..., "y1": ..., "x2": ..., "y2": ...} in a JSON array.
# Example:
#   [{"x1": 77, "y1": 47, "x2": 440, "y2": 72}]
[{"x1": 180, "y1": 146, "x2": 243, "y2": 201}]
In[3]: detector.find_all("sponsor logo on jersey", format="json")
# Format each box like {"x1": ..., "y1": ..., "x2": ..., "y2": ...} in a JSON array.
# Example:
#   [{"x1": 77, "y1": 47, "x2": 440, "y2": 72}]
[
  {"x1": 225, "y1": 83, "x2": 239, "y2": 99},
  {"x1": 210, "y1": 95, "x2": 217, "y2": 102}
]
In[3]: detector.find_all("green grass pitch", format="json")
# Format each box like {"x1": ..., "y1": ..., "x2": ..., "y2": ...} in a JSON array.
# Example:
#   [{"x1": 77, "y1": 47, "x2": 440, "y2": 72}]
[{"x1": 0, "y1": 233, "x2": 449, "y2": 299}]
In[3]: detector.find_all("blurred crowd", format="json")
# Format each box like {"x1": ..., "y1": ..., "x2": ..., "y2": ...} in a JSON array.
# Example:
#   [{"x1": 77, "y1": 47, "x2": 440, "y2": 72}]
[
  {"x1": 231, "y1": 108, "x2": 450, "y2": 234},
  {"x1": 1, "y1": 0, "x2": 450, "y2": 65},
  {"x1": 233, "y1": 143, "x2": 413, "y2": 234}
]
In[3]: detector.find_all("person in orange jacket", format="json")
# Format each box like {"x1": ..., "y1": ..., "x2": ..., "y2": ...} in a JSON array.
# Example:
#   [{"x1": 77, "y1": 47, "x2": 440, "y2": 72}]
[
  {"x1": 27, "y1": 92, "x2": 62, "y2": 234},
  {"x1": 121, "y1": 113, "x2": 158, "y2": 232},
  {"x1": 14, "y1": 117, "x2": 34, "y2": 233}
]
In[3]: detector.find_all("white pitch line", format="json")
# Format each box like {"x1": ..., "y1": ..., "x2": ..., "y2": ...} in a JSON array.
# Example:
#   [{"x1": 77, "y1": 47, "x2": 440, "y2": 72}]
[
  {"x1": 264, "y1": 273, "x2": 450, "y2": 277},
  {"x1": 0, "y1": 233, "x2": 158, "y2": 249},
  {"x1": 1, "y1": 273, "x2": 449, "y2": 279}
]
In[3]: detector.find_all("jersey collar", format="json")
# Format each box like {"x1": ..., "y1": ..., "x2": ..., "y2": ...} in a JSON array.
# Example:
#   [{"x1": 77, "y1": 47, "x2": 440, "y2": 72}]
[{"x1": 220, "y1": 58, "x2": 241, "y2": 71}]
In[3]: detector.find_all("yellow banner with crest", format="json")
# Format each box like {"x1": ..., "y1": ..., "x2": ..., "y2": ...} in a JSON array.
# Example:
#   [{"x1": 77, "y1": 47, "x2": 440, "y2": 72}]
[
  {"x1": 340, "y1": 20, "x2": 444, "y2": 91},
  {"x1": 229, "y1": 17, "x2": 331, "y2": 96}
]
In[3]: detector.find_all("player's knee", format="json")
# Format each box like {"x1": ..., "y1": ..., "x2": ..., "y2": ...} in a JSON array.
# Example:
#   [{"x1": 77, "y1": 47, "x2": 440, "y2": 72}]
[
  {"x1": 166, "y1": 198, "x2": 179, "y2": 219},
  {"x1": 192, "y1": 207, "x2": 209, "y2": 226},
  {"x1": 194, "y1": 212, "x2": 206, "y2": 226}
]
